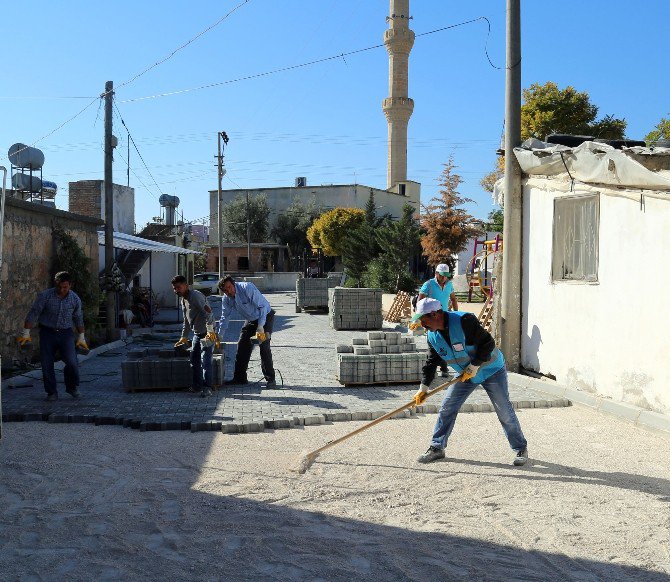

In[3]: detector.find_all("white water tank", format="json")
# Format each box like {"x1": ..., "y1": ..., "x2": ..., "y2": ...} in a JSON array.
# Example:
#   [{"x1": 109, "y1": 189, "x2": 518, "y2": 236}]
[{"x1": 8, "y1": 143, "x2": 45, "y2": 170}]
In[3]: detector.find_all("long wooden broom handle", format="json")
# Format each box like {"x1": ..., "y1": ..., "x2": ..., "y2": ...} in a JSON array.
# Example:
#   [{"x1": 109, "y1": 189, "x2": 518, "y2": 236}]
[{"x1": 311, "y1": 375, "x2": 462, "y2": 457}]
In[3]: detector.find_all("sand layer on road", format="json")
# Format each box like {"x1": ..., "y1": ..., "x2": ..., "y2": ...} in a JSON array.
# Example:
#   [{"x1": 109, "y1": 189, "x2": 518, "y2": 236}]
[{"x1": 1, "y1": 406, "x2": 669, "y2": 581}]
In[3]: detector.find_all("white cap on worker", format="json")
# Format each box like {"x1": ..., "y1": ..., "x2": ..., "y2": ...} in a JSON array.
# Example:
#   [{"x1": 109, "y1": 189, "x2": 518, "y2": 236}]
[
  {"x1": 435, "y1": 263, "x2": 450, "y2": 275},
  {"x1": 411, "y1": 297, "x2": 442, "y2": 322}
]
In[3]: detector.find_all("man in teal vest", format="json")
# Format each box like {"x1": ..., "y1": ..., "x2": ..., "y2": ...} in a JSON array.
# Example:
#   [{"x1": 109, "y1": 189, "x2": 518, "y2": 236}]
[
  {"x1": 411, "y1": 298, "x2": 528, "y2": 466},
  {"x1": 418, "y1": 264, "x2": 458, "y2": 378}
]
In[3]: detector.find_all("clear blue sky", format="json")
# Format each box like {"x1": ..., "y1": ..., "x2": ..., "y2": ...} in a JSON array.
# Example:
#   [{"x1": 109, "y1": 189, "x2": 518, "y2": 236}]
[{"x1": 1, "y1": 1, "x2": 668, "y2": 230}]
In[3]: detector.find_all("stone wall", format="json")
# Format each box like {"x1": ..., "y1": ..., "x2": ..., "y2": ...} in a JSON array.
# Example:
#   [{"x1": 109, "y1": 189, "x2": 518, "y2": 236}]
[{"x1": 1, "y1": 197, "x2": 102, "y2": 363}]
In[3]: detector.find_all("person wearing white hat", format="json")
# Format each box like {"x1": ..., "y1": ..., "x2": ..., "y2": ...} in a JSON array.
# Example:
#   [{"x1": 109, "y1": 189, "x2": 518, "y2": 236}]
[
  {"x1": 411, "y1": 298, "x2": 528, "y2": 466},
  {"x1": 417, "y1": 263, "x2": 457, "y2": 377}
]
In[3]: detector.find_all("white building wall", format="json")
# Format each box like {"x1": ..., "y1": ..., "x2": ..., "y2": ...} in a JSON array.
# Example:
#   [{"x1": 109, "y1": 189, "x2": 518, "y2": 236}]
[
  {"x1": 522, "y1": 179, "x2": 670, "y2": 415},
  {"x1": 136, "y1": 253, "x2": 180, "y2": 308},
  {"x1": 209, "y1": 183, "x2": 420, "y2": 243}
]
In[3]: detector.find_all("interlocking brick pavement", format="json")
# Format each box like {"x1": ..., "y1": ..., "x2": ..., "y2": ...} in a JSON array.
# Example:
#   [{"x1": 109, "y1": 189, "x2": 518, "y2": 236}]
[{"x1": 1, "y1": 293, "x2": 569, "y2": 431}]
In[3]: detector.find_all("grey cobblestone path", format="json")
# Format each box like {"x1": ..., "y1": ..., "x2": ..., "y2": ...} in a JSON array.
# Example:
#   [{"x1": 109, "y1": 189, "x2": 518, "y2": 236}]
[{"x1": 1, "y1": 293, "x2": 569, "y2": 431}]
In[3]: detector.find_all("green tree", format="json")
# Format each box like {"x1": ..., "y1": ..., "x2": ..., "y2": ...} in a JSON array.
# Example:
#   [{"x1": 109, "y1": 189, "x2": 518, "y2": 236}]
[
  {"x1": 306, "y1": 207, "x2": 365, "y2": 257},
  {"x1": 481, "y1": 82, "x2": 627, "y2": 192},
  {"x1": 271, "y1": 198, "x2": 322, "y2": 258},
  {"x1": 645, "y1": 115, "x2": 670, "y2": 144},
  {"x1": 521, "y1": 82, "x2": 626, "y2": 141},
  {"x1": 363, "y1": 203, "x2": 421, "y2": 293},
  {"x1": 342, "y1": 192, "x2": 382, "y2": 286},
  {"x1": 421, "y1": 157, "x2": 483, "y2": 271},
  {"x1": 221, "y1": 194, "x2": 269, "y2": 243},
  {"x1": 485, "y1": 209, "x2": 504, "y2": 232}
]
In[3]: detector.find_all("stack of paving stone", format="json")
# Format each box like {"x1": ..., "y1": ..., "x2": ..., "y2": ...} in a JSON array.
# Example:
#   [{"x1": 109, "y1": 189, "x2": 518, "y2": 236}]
[
  {"x1": 121, "y1": 348, "x2": 225, "y2": 392},
  {"x1": 295, "y1": 277, "x2": 337, "y2": 310},
  {"x1": 328, "y1": 287, "x2": 383, "y2": 330},
  {"x1": 335, "y1": 331, "x2": 424, "y2": 384}
]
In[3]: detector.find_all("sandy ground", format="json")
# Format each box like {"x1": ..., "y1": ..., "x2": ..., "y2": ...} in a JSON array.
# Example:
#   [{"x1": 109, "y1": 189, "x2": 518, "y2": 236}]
[{"x1": 1, "y1": 406, "x2": 669, "y2": 581}]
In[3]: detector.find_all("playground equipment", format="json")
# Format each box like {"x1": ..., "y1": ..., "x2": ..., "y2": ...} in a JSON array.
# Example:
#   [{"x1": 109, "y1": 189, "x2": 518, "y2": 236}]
[{"x1": 465, "y1": 235, "x2": 502, "y2": 332}]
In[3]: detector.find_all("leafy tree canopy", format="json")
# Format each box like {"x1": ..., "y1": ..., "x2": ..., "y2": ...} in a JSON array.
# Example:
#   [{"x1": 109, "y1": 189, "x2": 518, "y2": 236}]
[
  {"x1": 221, "y1": 194, "x2": 270, "y2": 243},
  {"x1": 421, "y1": 157, "x2": 483, "y2": 271},
  {"x1": 271, "y1": 198, "x2": 322, "y2": 258},
  {"x1": 307, "y1": 207, "x2": 365, "y2": 257},
  {"x1": 645, "y1": 115, "x2": 670, "y2": 144}
]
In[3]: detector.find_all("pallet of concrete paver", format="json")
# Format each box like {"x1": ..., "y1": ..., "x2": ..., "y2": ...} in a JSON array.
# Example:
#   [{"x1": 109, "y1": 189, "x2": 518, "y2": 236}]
[
  {"x1": 295, "y1": 278, "x2": 331, "y2": 312},
  {"x1": 121, "y1": 353, "x2": 225, "y2": 392},
  {"x1": 328, "y1": 287, "x2": 383, "y2": 330}
]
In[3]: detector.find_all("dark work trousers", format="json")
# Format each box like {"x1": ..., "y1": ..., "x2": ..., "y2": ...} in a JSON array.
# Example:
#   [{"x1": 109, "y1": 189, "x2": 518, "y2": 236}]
[
  {"x1": 39, "y1": 327, "x2": 79, "y2": 395},
  {"x1": 233, "y1": 310, "x2": 275, "y2": 382}
]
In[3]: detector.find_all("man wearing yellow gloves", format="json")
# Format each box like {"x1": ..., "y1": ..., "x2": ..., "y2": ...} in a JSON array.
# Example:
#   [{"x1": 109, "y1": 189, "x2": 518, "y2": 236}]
[
  {"x1": 412, "y1": 298, "x2": 528, "y2": 466},
  {"x1": 172, "y1": 275, "x2": 218, "y2": 398},
  {"x1": 217, "y1": 275, "x2": 275, "y2": 387},
  {"x1": 19, "y1": 271, "x2": 88, "y2": 401}
]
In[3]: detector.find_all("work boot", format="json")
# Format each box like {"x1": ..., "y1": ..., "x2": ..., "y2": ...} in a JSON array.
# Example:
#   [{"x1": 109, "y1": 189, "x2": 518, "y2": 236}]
[
  {"x1": 200, "y1": 388, "x2": 212, "y2": 398},
  {"x1": 224, "y1": 378, "x2": 248, "y2": 386},
  {"x1": 513, "y1": 448, "x2": 529, "y2": 466},
  {"x1": 65, "y1": 387, "x2": 81, "y2": 399},
  {"x1": 417, "y1": 446, "x2": 445, "y2": 464},
  {"x1": 45, "y1": 393, "x2": 58, "y2": 402}
]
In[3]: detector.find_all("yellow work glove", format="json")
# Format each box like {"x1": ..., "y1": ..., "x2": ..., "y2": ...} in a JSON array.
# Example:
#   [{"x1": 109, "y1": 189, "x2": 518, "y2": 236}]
[
  {"x1": 413, "y1": 383, "x2": 429, "y2": 406},
  {"x1": 16, "y1": 329, "x2": 33, "y2": 350},
  {"x1": 460, "y1": 364, "x2": 480, "y2": 382},
  {"x1": 256, "y1": 325, "x2": 267, "y2": 343},
  {"x1": 174, "y1": 337, "x2": 190, "y2": 348},
  {"x1": 205, "y1": 324, "x2": 220, "y2": 350},
  {"x1": 408, "y1": 321, "x2": 422, "y2": 331}
]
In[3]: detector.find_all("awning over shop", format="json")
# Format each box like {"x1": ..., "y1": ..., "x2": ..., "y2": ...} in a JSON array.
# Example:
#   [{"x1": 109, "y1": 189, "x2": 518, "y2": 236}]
[{"x1": 98, "y1": 231, "x2": 202, "y2": 255}]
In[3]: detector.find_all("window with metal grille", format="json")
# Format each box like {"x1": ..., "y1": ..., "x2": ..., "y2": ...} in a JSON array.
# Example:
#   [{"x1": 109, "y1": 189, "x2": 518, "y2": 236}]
[{"x1": 551, "y1": 194, "x2": 599, "y2": 282}]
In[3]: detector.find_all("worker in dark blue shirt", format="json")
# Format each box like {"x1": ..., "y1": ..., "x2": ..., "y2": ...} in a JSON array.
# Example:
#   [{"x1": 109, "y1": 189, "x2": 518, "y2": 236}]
[{"x1": 19, "y1": 271, "x2": 88, "y2": 401}]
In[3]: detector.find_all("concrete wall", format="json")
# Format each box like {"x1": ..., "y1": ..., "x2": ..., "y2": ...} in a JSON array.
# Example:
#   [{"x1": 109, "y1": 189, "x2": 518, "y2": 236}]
[
  {"x1": 522, "y1": 178, "x2": 670, "y2": 416},
  {"x1": 69, "y1": 180, "x2": 135, "y2": 234},
  {"x1": 209, "y1": 183, "x2": 420, "y2": 243},
  {"x1": 1, "y1": 198, "x2": 101, "y2": 361},
  {"x1": 135, "y1": 253, "x2": 179, "y2": 309}
]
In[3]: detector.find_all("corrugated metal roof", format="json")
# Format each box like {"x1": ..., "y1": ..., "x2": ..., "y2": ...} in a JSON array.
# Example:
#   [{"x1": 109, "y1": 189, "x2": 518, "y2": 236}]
[{"x1": 98, "y1": 231, "x2": 202, "y2": 255}]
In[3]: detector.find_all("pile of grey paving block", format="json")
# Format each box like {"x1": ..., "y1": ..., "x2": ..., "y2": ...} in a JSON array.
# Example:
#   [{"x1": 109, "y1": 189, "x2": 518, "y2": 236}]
[
  {"x1": 295, "y1": 277, "x2": 338, "y2": 309},
  {"x1": 121, "y1": 347, "x2": 225, "y2": 392},
  {"x1": 335, "y1": 331, "x2": 424, "y2": 384},
  {"x1": 328, "y1": 287, "x2": 383, "y2": 330}
]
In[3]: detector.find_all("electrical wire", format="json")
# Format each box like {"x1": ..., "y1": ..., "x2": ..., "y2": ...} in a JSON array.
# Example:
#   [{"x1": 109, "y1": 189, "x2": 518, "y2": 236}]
[
  {"x1": 118, "y1": 16, "x2": 498, "y2": 104},
  {"x1": 117, "y1": 0, "x2": 252, "y2": 90}
]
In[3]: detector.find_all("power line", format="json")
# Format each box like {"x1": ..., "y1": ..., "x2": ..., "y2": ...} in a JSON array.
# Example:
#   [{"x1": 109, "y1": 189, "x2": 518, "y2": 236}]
[
  {"x1": 117, "y1": 0, "x2": 252, "y2": 90},
  {"x1": 119, "y1": 16, "x2": 493, "y2": 103}
]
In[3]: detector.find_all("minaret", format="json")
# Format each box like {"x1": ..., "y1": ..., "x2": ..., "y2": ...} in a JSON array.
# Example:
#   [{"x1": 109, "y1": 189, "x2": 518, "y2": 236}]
[{"x1": 383, "y1": 0, "x2": 414, "y2": 190}]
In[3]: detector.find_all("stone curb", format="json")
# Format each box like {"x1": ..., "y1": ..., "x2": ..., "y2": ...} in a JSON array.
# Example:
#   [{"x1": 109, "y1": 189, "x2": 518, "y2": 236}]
[
  {"x1": 2, "y1": 396, "x2": 572, "y2": 433},
  {"x1": 510, "y1": 372, "x2": 670, "y2": 437}
]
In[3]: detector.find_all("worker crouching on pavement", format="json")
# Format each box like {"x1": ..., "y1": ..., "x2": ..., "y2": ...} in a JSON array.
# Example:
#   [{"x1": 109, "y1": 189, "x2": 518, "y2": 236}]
[
  {"x1": 412, "y1": 298, "x2": 528, "y2": 466},
  {"x1": 172, "y1": 275, "x2": 218, "y2": 398},
  {"x1": 217, "y1": 275, "x2": 276, "y2": 388},
  {"x1": 18, "y1": 271, "x2": 89, "y2": 401}
]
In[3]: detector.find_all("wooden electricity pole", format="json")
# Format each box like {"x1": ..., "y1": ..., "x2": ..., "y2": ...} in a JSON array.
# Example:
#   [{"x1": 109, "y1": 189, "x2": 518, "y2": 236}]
[{"x1": 104, "y1": 80, "x2": 116, "y2": 340}]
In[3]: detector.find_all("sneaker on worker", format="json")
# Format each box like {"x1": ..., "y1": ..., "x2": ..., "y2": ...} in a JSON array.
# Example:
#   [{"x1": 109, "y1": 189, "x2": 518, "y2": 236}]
[
  {"x1": 45, "y1": 393, "x2": 58, "y2": 402},
  {"x1": 200, "y1": 388, "x2": 212, "y2": 398},
  {"x1": 417, "y1": 446, "x2": 445, "y2": 464},
  {"x1": 265, "y1": 379, "x2": 277, "y2": 389},
  {"x1": 65, "y1": 387, "x2": 81, "y2": 399},
  {"x1": 513, "y1": 448, "x2": 528, "y2": 466}
]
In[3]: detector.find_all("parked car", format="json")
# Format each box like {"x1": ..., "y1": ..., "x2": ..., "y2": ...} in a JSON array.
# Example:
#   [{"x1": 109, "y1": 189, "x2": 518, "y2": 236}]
[{"x1": 192, "y1": 272, "x2": 220, "y2": 296}]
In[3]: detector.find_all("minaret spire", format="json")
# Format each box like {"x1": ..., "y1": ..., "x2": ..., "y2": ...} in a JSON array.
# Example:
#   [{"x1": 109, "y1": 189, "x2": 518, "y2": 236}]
[{"x1": 383, "y1": 0, "x2": 414, "y2": 190}]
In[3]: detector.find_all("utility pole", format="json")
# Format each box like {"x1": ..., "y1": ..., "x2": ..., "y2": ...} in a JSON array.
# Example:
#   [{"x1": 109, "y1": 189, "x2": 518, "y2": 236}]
[
  {"x1": 216, "y1": 131, "x2": 228, "y2": 279},
  {"x1": 245, "y1": 190, "x2": 251, "y2": 272},
  {"x1": 500, "y1": 0, "x2": 522, "y2": 370},
  {"x1": 104, "y1": 80, "x2": 116, "y2": 340}
]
